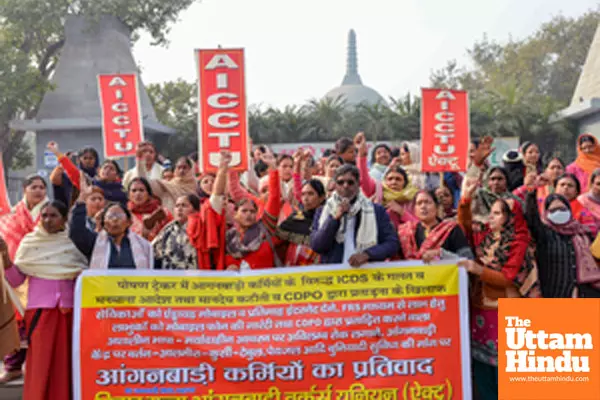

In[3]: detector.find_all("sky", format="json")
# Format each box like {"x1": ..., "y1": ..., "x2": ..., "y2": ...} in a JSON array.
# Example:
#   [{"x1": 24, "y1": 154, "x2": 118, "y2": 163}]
[{"x1": 133, "y1": 0, "x2": 598, "y2": 109}]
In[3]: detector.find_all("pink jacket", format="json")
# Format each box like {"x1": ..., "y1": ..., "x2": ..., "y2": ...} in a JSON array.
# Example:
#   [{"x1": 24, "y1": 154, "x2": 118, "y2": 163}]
[{"x1": 6, "y1": 266, "x2": 75, "y2": 309}]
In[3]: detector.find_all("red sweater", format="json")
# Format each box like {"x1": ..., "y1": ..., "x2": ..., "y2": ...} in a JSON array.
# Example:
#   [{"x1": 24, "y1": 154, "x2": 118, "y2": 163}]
[{"x1": 188, "y1": 198, "x2": 225, "y2": 270}]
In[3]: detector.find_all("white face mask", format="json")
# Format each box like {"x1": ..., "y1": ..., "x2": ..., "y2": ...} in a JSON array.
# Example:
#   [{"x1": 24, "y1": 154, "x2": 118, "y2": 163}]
[{"x1": 547, "y1": 209, "x2": 571, "y2": 225}]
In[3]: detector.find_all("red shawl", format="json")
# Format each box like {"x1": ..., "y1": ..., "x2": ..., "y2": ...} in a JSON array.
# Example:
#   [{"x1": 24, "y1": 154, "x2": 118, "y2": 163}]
[
  {"x1": 398, "y1": 220, "x2": 458, "y2": 260},
  {"x1": 128, "y1": 198, "x2": 173, "y2": 242}
]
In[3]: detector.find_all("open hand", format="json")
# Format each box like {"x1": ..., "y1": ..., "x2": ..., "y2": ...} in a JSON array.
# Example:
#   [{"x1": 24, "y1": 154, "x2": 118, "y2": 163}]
[
  {"x1": 472, "y1": 136, "x2": 494, "y2": 166},
  {"x1": 463, "y1": 177, "x2": 479, "y2": 199},
  {"x1": 354, "y1": 132, "x2": 368, "y2": 157},
  {"x1": 78, "y1": 174, "x2": 92, "y2": 202}
]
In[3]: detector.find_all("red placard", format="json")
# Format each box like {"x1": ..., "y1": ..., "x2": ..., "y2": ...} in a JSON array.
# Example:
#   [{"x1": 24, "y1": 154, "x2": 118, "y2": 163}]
[
  {"x1": 0, "y1": 154, "x2": 11, "y2": 216},
  {"x1": 97, "y1": 74, "x2": 145, "y2": 159},
  {"x1": 73, "y1": 265, "x2": 472, "y2": 400},
  {"x1": 197, "y1": 49, "x2": 249, "y2": 173},
  {"x1": 420, "y1": 89, "x2": 470, "y2": 172}
]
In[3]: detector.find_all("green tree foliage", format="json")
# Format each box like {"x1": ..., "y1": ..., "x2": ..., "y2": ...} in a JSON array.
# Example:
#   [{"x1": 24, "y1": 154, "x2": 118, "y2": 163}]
[
  {"x1": 0, "y1": 0, "x2": 198, "y2": 169},
  {"x1": 147, "y1": 79, "x2": 197, "y2": 160},
  {"x1": 430, "y1": 8, "x2": 599, "y2": 159}
]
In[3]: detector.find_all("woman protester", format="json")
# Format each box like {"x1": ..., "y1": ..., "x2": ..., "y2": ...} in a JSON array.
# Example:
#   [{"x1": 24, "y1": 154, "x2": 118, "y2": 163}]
[
  {"x1": 70, "y1": 177, "x2": 153, "y2": 270},
  {"x1": 49, "y1": 147, "x2": 99, "y2": 207},
  {"x1": 335, "y1": 137, "x2": 357, "y2": 165},
  {"x1": 577, "y1": 168, "x2": 600, "y2": 222},
  {"x1": 513, "y1": 156, "x2": 565, "y2": 214},
  {"x1": 0, "y1": 174, "x2": 48, "y2": 383},
  {"x1": 525, "y1": 191, "x2": 600, "y2": 298},
  {"x1": 356, "y1": 133, "x2": 418, "y2": 230},
  {"x1": 197, "y1": 172, "x2": 215, "y2": 203},
  {"x1": 458, "y1": 180, "x2": 541, "y2": 399},
  {"x1": 123, "y1": 141, "x2": 164, "y2": 189},
  {"x1": 398, "y1": 190, "x2": 473, "y2": 262},
  {"x1": 277, "y1": 178, "x2": 326, "y2": 266},
  {"x1": 186, "y1": 152, "x2": 230, "y2": 270},
  {"x1": 566, "y1": 133, "x2": 600, "y2": 193},
  {"x1": 127, "y1": 177, "x2": 172, "y2": 241},
  {"x1": 229, "y1": 148, "x2": 292, "y2": 224},
  {"x1": 315, "y1": 154, "x2": 343, "y2": 196},
  {"x1": 225, "y1": 158, "x2": 282, "y2": 270},
  {"x1": 3, "y1": 200, "x2": 88, "y2": 399},
  {"x1": 369, "y1": 143, "x2": 392, "y2": 182},
  {"x1": 153, "y1": 195, "x2": 201, "y2": 270},
  {"x1": 469, "y1": 167, "x2": 523, "y2": 227},
  {"x1": 436, "y1": 185, "x2": 457, "y2": 219},
  {"x1": 48, "y1": 142, "x2": 128, "y2": 206},
  {"x1": 84, "y1": 186, "x2": 106, "y2": 232},
  {"x1": 136, "y1": 155, "x2": 198, "y2": 213},
  {"x1": 553, "y1": 173, "x2": 598, "y2": 236},
  {"x1": 399, "y1": 141, "x2": 439, "y2": 190}
]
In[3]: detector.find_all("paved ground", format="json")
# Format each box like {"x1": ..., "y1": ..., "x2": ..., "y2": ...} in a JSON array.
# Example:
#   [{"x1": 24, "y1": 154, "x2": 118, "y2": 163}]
[
  {"x1": 0, "y1": 385, "x2": 22, "y2": 400},
  {"x1": 0, "y1": 365, "x2": 23, "y2": 400}
]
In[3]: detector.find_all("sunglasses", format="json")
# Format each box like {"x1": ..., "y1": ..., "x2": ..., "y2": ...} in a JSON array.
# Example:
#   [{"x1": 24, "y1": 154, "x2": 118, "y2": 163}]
[
  {"x1": 548, "y1": 207, "x2": 568, "y2": 213},
  {"x1": 336, "y1": 179, "x2": 356, "y2": 186}
]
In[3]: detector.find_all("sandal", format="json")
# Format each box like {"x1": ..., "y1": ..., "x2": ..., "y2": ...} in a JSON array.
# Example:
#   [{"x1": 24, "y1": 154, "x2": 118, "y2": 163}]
[{"x1": 0, "y1": 370, "x2": 23, "y2": 384}]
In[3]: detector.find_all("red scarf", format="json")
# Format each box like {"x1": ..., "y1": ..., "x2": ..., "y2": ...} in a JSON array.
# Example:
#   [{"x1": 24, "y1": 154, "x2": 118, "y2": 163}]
[
  {"x1": 398, "y1": 220, "x2": 458, "y2": 260},
  {"x1": 128, "y1": 197, "x2": 161, "y2": 215},
  {"x1": 187, "y1": 200, "x2": 225, "y2": 270}
]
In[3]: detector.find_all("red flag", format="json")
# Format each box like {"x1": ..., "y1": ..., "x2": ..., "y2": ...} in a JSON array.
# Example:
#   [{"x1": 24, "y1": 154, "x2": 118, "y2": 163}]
[
  {"x1": 197, "y1": 49, "x2": 249, "y2": 173},
  {"x1": 0, "y1": 154, "x2": 12, "y2": 217},
  {"x1": 97, "y1": 74, "x2": 145, "y2": 159},
  {"x1": 420, "y1": 88, "x2": 470, "y2": 172}
]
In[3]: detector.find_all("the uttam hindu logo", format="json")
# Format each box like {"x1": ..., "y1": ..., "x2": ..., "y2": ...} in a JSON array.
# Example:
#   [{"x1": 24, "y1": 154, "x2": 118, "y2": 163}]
[
  {"x1": 498, "y1": 299, "x2": 600, "y2": 400},
  {"x1": 504, "y1": 316, "x2": 592, "y2": 373}
]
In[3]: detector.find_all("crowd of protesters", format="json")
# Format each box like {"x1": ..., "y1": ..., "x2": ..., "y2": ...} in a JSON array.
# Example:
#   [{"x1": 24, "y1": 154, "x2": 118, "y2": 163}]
[{"x1": 1, "y1": 132, "x2": 600, "y2": 400}]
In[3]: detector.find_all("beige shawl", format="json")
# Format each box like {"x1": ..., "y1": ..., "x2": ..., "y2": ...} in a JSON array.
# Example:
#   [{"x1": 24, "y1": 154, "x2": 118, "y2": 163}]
[
  {"x1": 318, "y1": 192, "x2": 377, "y2": 252},
  {"x1": 14, "y1": 227, "x2": 88, "y2": 280},
  {"x1": 137, "y1": 163, "x2": 197, "y2": 212},
  {"x1": 89, "y1": 230, "x2": 153, "y2": 270}
]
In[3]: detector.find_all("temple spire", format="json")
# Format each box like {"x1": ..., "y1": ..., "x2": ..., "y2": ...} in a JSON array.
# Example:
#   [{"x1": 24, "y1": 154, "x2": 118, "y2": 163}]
[{"x1": 342, "y1": 29, "x2": 362, "y2": 85}]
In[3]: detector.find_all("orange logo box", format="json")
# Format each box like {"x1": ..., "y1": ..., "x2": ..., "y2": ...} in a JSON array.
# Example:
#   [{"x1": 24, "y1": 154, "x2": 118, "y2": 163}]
[{"x1": 498, "y1": 299, "x2": 600, "y2": 400}]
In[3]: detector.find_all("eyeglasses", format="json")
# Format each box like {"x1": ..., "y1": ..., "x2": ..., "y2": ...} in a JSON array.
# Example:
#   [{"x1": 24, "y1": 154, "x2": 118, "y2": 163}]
[
  {"x1": 105, "y1": 213, "x2": 127, "y2": 221},
  {"x1": 336, "y1": 179, "x2": 356, "y2": 186}
]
